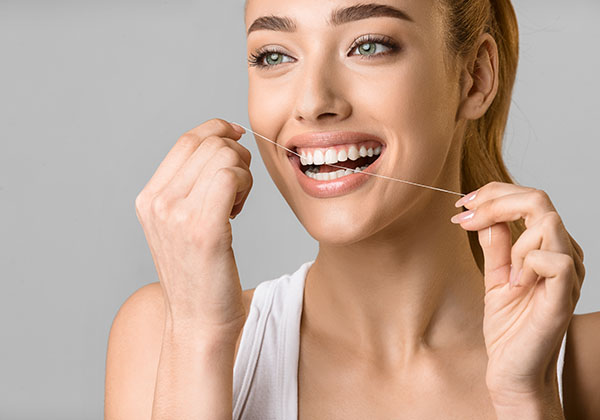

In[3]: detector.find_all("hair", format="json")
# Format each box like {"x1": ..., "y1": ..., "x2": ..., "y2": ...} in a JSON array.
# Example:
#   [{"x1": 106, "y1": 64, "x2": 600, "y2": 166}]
[{"x1": 438, "y1": 0, "x2": 523, "y2": 273}]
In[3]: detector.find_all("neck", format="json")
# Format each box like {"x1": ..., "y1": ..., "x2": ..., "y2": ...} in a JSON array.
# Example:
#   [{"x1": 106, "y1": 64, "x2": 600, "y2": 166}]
[{"x1": 303, "y1": 190, "x2": 486, "y2": 364}]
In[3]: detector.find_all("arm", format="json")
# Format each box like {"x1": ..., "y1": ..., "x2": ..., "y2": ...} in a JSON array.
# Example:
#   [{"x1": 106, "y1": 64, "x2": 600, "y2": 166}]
[
  {"x1": 151, "y1": 317, "x2": 240, "y2": 420},
  {"x1": 105, "y1": 282, "x2": 244, "y2": 420}
]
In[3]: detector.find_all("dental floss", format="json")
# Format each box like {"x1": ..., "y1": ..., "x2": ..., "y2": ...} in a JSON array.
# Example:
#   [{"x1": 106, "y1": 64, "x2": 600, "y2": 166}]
[
  {"x1": 231, "y1": 122, "x2": 492, "y2": 243},
  {"x1": 232, "y1": 122, "x2": 466, "y2": 197}
]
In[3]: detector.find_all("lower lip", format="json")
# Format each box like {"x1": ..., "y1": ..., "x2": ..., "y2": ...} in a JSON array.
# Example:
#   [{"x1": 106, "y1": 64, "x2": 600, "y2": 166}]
[{"x1": 289, "y1": 150, "x2": 385, "y2": 198}]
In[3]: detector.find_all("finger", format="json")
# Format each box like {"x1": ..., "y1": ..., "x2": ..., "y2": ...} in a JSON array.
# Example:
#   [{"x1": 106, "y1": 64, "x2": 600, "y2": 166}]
[
  {"x1": 477, "y1": 221, "x2": 513, "y2": 292},
  {"x1": 199, "y1": 167, "x2": 253, "y2": 239},
  {"x1": 186, "y1": 143, "x2": 251, "y2": 208},
  {"x1": 164, "y1": 136, "x2": 251, "y2": 199},
  {"x1": 142, "y1": 119, "x2": 243, "y2": 196},
  {"x1": 455, "y1": 181, "x2": 536, "y2": 209},
  {"x1": 517, "y1": 250, "x2": 578, "y2": 315},
  {"x1": 452, "y1": 190, "x2": 556, "y2": 231},
  {"x1": 509, "y1": 211, "x2": 572, "y2": 283}
]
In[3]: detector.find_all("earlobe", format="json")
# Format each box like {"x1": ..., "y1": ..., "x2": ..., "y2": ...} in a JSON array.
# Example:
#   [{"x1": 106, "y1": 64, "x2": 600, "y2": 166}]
[{"x1": 457, "y1": 33, "x2": 499, "y2": 121}]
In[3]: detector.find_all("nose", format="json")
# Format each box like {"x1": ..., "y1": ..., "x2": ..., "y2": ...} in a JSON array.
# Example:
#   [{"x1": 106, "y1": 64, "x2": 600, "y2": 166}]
[{"x1": 292, "y1": 57, "x2": 352, "y2": 125}]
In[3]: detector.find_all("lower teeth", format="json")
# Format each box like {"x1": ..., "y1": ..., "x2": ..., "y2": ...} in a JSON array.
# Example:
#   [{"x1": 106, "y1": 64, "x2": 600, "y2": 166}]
[{"x1": 304, "y1": 165, "x2": 370, "y2": 181}]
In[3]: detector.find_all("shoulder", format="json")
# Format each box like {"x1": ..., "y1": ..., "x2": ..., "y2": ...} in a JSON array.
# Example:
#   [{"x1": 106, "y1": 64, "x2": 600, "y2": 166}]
[{"x1": 563, "y1": 311, "x2": 600, "y2": 419}]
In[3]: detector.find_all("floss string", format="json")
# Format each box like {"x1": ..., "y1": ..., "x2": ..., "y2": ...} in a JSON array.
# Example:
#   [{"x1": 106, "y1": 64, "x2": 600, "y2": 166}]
[{"x1": 232, "y1": 122, "x2": 466, "y2": 197}]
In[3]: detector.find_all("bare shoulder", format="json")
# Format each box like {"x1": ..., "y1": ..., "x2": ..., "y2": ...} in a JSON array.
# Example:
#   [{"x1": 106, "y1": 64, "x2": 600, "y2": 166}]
[
  {"x1": 105, "y1": 282, "x2": 255, "y2": 420},
  {"x1": 563, "y1": 311, "x2": 600, "y2": 419}
]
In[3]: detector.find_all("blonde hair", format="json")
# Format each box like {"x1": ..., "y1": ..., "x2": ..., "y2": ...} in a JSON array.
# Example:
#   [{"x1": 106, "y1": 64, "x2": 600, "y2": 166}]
[{"x1": 440, "y1": 0, "x2": 524, "y2": 272}]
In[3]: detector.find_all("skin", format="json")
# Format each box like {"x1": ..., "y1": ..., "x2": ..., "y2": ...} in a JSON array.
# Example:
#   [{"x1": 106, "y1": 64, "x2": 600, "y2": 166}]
[{"x1": 239, "y1": 0, "x2": 598, "y2": 419}]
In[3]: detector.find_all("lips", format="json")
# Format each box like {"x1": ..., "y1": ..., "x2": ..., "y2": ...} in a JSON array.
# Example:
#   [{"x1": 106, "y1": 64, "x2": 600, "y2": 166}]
[
  {"x1": 284, "y1": 130, "x2": 386, "y2": 198},
  {"x1": 285, "y1": 131, "x2": 386, "y2": 152}
]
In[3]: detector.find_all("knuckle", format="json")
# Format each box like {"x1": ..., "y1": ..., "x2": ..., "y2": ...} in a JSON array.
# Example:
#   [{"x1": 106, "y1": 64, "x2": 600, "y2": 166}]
[
  {"x1": 216, "y1": 146, "x2": 241, "y2": 164},
  {"x1": 532, "y1": 189, "x2": 550, "y2": 206},
  {"x1": 204, "y1": 135, "x2": 227, "y2": 152},
  {"x1": 135, "y1": 191, "x2": 148, "y2": 212},
  {"x1": 557, "y1": 254, "x2": 574, "y2": 273},
  {"x1": 177, "y1": 131, "x2": 201, "y2": 147},
  {"x1": 150, "y1": 194, "x2": 171, "y2": 220},
  {"x1": 203, "y1": 135, "x2": 226, "y2": 150}
]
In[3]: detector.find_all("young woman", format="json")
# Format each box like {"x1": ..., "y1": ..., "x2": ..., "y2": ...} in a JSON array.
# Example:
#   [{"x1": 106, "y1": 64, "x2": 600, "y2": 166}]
[{"x1": 105, "y1": 1, "x2": 599, "y2": 419}]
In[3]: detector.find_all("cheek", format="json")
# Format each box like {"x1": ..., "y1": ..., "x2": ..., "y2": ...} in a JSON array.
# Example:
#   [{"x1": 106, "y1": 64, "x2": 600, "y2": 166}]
[{"x1": 248, "y1": 75, "x2": 294, "y2": 130}]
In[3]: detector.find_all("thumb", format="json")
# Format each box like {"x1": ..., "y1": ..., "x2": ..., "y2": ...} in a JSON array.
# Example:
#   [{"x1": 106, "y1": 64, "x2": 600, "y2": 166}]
[{"x1": 478, "y1": 222, "x2": 512, "y2": 292}]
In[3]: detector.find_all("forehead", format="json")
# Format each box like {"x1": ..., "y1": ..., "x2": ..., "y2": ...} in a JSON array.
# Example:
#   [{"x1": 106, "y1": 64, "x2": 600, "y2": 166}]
[{"x1": 244, "y1": 0, "x2": 441, "y2": 33}]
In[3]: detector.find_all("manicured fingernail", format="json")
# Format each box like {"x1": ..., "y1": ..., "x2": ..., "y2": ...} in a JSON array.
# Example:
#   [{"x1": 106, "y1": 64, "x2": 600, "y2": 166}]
[
  {"x1": 450, "y1": 209, "x2": 475, "y2": 224},
  {"x1": 230, "y1": 123, "x2": 246, "y2": 134},
  {"x1": 455, "y1": 190, "x2": 478, "y2": 208}
]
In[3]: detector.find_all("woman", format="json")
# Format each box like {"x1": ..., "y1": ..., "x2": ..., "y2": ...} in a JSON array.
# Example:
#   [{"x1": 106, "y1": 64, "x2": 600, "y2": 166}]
[{"x1": 105, "y1": 1, "x2": 599, "y2": 419}]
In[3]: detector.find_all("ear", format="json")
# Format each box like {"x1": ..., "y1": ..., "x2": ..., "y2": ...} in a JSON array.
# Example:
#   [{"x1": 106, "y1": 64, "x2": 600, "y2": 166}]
[{"x1": 457, "y1": 33, "x2": 499, "y2": 121}]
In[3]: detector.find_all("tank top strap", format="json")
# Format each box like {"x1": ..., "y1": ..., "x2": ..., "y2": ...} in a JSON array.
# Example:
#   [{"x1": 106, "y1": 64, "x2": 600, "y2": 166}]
[
  {"x1": 557, "y1": 329, "x2": 568, "y2": 411},
  {"x1": 232, "y1": 260, "x2": 314, "y2": 420}
]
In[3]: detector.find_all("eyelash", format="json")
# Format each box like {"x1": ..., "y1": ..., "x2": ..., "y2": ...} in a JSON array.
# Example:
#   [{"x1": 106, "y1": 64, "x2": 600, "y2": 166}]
[{"x1": 247, "y1": 34, "x2": 400, "y2": 69}]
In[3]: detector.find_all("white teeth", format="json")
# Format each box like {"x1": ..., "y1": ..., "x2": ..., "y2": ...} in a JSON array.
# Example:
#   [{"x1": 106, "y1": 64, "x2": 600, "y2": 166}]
[
  {"x1": 359, "y1": 145, "x2": 367, "y2": 158},
  {"x1": 324, "y1": 149, "x2": 337, "y2": 164},
  {"x1": 299, "y1": 143, "x2": 382, "y2": 165},
  {"x1": 313, "y1": 150, "x2": 325, "y2": 165},
  {"x1": 304, "y1": 165, "x2": 370, "y2": 180}
]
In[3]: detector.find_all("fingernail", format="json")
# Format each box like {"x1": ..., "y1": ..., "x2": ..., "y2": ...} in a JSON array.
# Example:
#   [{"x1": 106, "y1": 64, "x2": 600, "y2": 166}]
[
  {"x1": 230, "y1": 123, "x2": 246, "y2": 134},
  {"x1": 509, "y1": 267, "x2": 522, "y2": 287},
  {"x1": 450, "y1": 209, "x2": 475, "y2": 224},
  {"x1": 455, "y1": 190, "x2": 478, "y2": 208}
]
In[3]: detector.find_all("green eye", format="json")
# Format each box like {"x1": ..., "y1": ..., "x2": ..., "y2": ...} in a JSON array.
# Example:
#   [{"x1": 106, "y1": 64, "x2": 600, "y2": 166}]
[
  {"x1": 265, "y1": 52, "x2": 284, "y2": 65},
  {"x1": 354, "y1": 42, "x2": 390, "y2": 56}
]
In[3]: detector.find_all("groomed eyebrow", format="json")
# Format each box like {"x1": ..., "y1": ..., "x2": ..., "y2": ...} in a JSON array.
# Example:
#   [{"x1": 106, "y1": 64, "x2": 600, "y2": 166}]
[{"x1": 247, "y1": 3, "x2": 414, "y2": 36}]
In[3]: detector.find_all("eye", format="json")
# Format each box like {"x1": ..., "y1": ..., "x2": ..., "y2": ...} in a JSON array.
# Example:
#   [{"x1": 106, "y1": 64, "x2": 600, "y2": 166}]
[
  {"x1": 348, "y1": 35, "x2": 398, "y2": 59},
  {"x1": 248, "y1": 49, "x2": 295, "y2": 69}
]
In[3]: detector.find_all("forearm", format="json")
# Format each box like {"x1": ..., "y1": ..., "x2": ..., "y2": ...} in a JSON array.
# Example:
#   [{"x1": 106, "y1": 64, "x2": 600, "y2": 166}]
[{"x1": 151, "y1": 319, "x2": 240, "y2": 420}]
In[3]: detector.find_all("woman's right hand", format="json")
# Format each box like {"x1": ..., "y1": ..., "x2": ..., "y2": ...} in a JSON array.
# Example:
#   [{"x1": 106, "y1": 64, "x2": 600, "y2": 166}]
[{"x1": 134, "y1": 118, "x2": 253, "y2": 339}]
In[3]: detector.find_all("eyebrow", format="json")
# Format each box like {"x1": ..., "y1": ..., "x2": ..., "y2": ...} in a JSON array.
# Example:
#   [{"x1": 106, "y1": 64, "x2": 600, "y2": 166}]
[{"x1": 246, "y1": 3, "x2": 414, "y2": 36}]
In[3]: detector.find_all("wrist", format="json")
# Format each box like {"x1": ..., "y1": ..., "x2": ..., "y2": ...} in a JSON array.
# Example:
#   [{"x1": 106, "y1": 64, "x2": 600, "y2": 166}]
[
  {"x1": 165, "y1": 313, "x2": 243, "y2": 348},
  {"x1": 489, "y1": 387, "x2": 564, "y2": 420}
]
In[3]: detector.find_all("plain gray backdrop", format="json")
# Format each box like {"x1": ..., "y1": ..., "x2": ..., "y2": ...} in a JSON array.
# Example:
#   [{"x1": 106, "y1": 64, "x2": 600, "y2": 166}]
[{"x1": 1, "y1": 1, "x2": 599, "y2": 418}]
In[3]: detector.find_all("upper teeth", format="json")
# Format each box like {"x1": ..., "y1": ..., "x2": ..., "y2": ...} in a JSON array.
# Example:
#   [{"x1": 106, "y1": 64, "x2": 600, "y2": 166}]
[{"x1": 298, "y1": 143, "x2": 382, "y2": 166}]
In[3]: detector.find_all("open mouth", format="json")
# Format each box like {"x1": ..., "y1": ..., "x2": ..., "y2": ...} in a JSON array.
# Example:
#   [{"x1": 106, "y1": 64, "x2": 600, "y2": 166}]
[{"x1": 292, "y1": 142, "x2": 383, "y2": 181}]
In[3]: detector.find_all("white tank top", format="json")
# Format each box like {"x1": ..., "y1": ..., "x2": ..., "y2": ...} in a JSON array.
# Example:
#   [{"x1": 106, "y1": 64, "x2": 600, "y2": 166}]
[{"x1": 232, "y1": 260, "x2": 568, "y2": 419}]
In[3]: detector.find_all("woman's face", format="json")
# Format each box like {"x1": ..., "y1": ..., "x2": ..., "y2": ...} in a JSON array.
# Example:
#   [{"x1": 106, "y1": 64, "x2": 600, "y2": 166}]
[{"x1": 245, "y1": 0, "x2": 464, "y2": 245}]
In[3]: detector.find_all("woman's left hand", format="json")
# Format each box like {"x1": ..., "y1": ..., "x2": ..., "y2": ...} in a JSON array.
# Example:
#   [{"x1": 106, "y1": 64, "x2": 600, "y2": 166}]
[{"x1": 451, "y1": 181, "x2": 585, "y2": 403}]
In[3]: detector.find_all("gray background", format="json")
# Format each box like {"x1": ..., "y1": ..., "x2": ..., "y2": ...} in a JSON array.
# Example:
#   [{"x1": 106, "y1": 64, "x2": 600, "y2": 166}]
[{"x1": 1, "y1": 1, "x2": 598, "y2": 418}]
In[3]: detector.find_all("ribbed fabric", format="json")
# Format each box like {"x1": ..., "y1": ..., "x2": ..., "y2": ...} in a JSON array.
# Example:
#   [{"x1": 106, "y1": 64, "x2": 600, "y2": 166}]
[{"x1": 232, "y1": 260, "x2": 568, "y2": 419}]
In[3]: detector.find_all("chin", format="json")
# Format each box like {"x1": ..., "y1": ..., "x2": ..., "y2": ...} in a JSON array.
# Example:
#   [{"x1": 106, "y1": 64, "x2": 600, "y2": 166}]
[{"x1": 299, "y1": 208, "x2": 380, "y2": 246}]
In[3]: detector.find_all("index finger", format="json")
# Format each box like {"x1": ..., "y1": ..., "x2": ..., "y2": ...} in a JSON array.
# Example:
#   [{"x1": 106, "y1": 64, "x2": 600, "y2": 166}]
[{"x1": 142, "y1": 118, "x2": 244, "y2": 196}]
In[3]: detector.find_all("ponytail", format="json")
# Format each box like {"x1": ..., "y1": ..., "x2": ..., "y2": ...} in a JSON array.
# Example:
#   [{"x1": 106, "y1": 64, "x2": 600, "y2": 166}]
[{"x1": 441, "y1": 0, "x2": 523, "y2": 272}]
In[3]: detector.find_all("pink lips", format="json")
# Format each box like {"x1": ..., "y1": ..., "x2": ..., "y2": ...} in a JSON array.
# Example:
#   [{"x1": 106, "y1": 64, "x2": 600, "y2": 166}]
[{"x1": 285, "y1": 131, "x2": 386, "y2": 198}]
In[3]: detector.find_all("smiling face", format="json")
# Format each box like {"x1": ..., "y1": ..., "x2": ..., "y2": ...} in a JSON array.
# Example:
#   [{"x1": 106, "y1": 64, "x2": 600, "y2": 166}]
[{"x1": 245, "y1": 0, "x2": 467, "y2": 245}]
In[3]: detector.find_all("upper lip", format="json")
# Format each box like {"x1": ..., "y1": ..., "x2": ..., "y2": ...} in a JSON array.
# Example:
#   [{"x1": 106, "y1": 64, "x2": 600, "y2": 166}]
[{"x1": 285, "y1": 131, "x2": 385, "y2": 155}]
